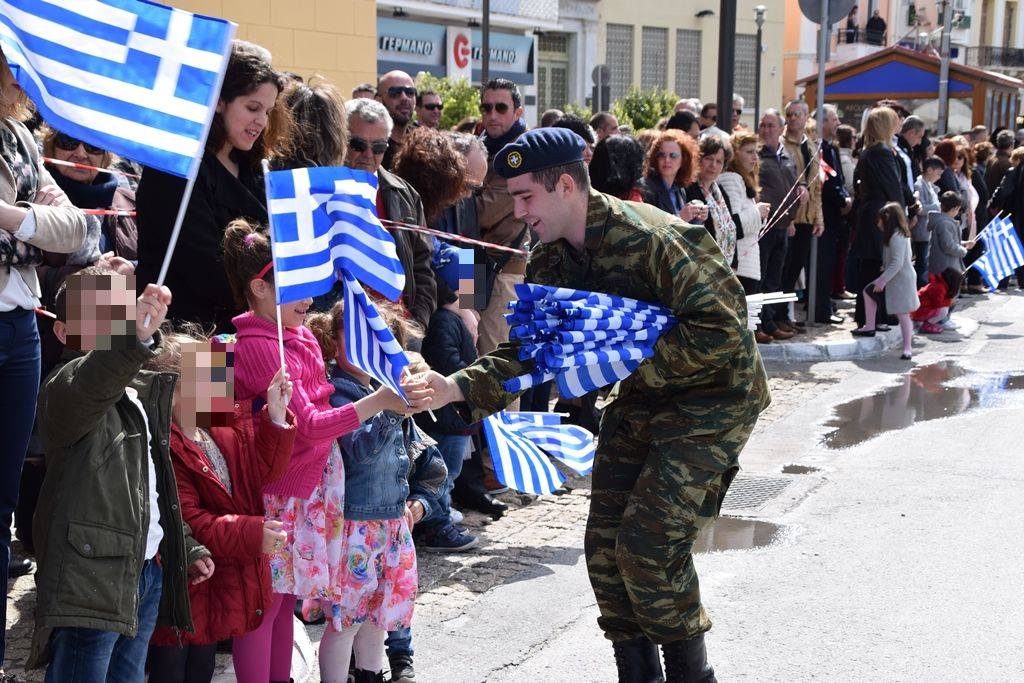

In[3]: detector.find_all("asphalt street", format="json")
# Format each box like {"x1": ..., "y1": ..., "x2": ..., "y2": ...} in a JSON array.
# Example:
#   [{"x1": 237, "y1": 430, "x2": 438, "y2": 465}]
[{"x1": 414, "y1": 291, "x2": 1024, "y2": 682}]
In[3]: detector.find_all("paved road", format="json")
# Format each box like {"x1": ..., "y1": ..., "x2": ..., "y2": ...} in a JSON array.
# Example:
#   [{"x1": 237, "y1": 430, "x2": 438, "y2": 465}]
[{"x1": 414, "y1": 291, "x2": 1024, "y2": 682}]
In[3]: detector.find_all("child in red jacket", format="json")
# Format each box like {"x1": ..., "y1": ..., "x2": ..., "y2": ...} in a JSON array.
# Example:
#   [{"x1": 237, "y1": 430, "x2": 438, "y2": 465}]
[
  {"x1": 912, "y1": 268, "x2": 962, "y2": 334},
  {"x1": 147, "y1": 329, "x2": 297, "y2": 683}
]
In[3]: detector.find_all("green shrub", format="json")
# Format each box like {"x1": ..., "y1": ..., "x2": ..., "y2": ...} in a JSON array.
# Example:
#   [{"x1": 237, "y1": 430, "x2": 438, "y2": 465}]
[
  {"x1": 561, "y1": 102, "x2": 593, "y2": 120},
  {"x1": 611, "y1": 87, "x2": 679, "y2": 131},
  {"x1": 414, "y1": 73, "x2": 481, "y2": 131}
]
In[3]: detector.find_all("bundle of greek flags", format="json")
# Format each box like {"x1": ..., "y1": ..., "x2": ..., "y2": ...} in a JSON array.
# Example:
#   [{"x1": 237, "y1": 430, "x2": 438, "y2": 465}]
[
  {"x1": 502, "y1": 284, "x2": 677, "y2": 398},
  {"x1": 483, "y1": 411, "x2": 596, "y2": 495}
]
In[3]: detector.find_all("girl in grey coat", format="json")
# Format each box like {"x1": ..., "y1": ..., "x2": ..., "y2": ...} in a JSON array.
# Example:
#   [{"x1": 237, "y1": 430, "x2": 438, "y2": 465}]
[
  {"x1": 853, "y1": 202, "x2": 920, "y2": 359},
  {"x1": 928, "y1": 191, "x2": 972, "y2": 275}
]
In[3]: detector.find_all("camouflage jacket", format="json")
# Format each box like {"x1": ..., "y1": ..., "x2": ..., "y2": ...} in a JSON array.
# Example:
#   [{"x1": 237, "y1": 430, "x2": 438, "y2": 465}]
[{"x1": 450, "y1": 190, "x2": 771, "y2": 471}]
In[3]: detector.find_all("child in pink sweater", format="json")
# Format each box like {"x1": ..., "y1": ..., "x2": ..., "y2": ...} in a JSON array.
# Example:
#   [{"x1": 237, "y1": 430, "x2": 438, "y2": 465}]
[{"x1": 222, "y1": 220, "x2": 432, "y2": 682}]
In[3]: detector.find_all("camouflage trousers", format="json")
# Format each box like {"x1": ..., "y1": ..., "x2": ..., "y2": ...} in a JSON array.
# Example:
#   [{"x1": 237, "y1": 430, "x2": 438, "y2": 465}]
[{"x1": 584, "y1": 403, "x2": 756, "y2": 644}]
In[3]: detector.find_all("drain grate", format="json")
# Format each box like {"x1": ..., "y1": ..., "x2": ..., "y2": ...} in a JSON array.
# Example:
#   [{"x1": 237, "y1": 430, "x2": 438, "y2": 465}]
[{"x1": 722, "y1": 474, "x2": 792, "y2": 511}]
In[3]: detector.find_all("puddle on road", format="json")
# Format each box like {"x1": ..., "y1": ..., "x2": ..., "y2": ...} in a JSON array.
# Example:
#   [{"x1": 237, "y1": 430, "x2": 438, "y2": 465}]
[
  {"x1": 822, "y1": 362, "x2": 1024, "y2": 450},
  {"x1": 782, "y1": 464, "x2": 820, "y2": 475},
  {"x1": 694, "y1": 517, "x2": 784, "y2": 553}
]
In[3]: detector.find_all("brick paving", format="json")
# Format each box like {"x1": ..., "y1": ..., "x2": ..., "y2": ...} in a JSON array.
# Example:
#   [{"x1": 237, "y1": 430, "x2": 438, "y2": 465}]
[{"x1": 2, "y1": 367, "x2": 844, "y2": 681}]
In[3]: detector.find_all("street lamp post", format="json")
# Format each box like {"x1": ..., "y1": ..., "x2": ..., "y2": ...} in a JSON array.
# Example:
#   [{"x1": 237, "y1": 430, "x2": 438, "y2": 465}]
[
  {"x1": 754, "y1": 5, "x2": 766, "y2": 127},
  {"x1": 482, "y1": 0, "x2": 491, "y2": 85}
]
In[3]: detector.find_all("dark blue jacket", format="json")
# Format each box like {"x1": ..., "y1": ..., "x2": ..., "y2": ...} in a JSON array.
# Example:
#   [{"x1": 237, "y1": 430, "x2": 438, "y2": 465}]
[
  {"x1": 416, "y1": 308, "x2": 478, "y2": 435},
  {"x1": 328, "y1": 367, "x2": 447, "y2": 520}
]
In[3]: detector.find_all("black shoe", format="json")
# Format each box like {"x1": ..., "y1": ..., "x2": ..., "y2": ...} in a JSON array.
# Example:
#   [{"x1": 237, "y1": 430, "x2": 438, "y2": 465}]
[
  {"x1": 661, "y1": 634, "x2": 716, "y2": 683},
  {"x1": 354, "y1": 670, "x2": 386, "y2": 683},
  {"x1": 612, "y1": 637, "x2": 665, "y2": 683},
  {"x1": 388, "y1": 652, "x2": 415, "y2": 682},
  {"x1": 455, "y1": 492, "x2": 508, "y2": 519},
  {"x1": 8, "y1": 556, "x2": 34, "y2": 579},
  {"x1": 851, "y1": 329, "x2": 876, "y2": 338}
]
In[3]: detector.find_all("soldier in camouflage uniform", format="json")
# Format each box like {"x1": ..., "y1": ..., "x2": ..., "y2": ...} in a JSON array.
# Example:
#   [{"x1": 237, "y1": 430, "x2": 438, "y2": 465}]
[{"x1": 420, "y1": 128, "x2": 771, "y2": 683}]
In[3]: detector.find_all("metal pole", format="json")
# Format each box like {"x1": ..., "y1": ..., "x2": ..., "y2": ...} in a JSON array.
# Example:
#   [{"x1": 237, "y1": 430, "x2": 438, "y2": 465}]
[
  {"x1": 754, "y1": 5, "x2": 765, "y2": 128},
  {"x1": 937, "y1": 0, "x2": 953, "y2": 135},
  {"x1": 808, "y1": 0, "x2": 828, "y2": 326},
  {"x1": 717, "y1": 0, "x2": 738, "y2": 132},
  {"x1": 481, "y1": 0, "x2": 491, "y2": 85}
]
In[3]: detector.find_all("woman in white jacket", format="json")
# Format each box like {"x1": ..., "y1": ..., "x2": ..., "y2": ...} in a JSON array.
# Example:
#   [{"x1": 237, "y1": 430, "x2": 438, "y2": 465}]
[{"x1": 720, "y1": 131, "x2": 772, "y2": 343}]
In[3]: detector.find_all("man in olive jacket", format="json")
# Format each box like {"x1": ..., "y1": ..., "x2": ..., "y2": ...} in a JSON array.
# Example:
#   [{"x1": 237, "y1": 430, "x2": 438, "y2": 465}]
[{"x1": 29, "y1": 269, "x2": 213, "y2": 681}]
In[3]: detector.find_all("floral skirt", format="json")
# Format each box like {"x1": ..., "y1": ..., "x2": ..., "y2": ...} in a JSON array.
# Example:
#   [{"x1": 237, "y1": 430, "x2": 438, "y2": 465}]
[
  {"x1": 317, "y1": 517, "x2": 418, "y2": 632},
  {"x1": 264, "y1": 442, "x2": 347, "y2": 599}
]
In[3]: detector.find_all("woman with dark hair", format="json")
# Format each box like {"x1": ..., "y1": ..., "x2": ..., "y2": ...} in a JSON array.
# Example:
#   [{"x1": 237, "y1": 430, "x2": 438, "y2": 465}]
[
  {"x1": 665, "y1": 110, "x2": 701, "y2": 138},
  {"x1": 635, "y1": 129, "x2": 706, "y2": 223},
  {"x1": 136, "y1": 40, "x2": 293, "y2": 332},
  {"x1": 686, "y1": 135, "x2": 742, "y2": 268},
  {"x1": 393, "y1": 127, "x2": 469, "y2": 223},
  {"x1": 590, "y1": 135, "x2": 645, "y2": 201},
  {"x1": 0, "y1": 47, "x2": 87, "y2": 683},
  {"x1": 551, "y1": 114, "x2": 596, "y2": 164}
]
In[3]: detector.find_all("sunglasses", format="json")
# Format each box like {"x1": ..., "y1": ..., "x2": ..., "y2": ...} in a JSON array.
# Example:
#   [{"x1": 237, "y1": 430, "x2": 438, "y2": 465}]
[
  {"x1": 734, "y1": 108, "x2": 743, "y2": 115},
  {"x1": 422, "y1": 103, "x2": 444, "y2": 112},
  {"x1": 387, "y1": 86, "x2": 417, "y2": 98},
  {"x1": 350, "y1": 136, "x2": 389, "y2": 155},
  {"x1": 480, "y1": 102, "x2": 511, "y2": 114},
  {"x1": 54, "y1": 133, "x2": 104, "y2": 155},
  {"x1": 656, "y1": 151, "x2": 681, "y2": 160}
]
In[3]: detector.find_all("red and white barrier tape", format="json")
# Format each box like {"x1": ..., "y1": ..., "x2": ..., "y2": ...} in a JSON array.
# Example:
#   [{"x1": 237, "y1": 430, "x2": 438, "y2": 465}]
[
  {"x1": 82, "y1": 209, "x2": 136, "y2": 217},
  {"x1": 43, "y1": 157, "x2": 141, "y2": 180},
  {"x1": 380, "y1": 218, "x2": 530, "y2": 257}
]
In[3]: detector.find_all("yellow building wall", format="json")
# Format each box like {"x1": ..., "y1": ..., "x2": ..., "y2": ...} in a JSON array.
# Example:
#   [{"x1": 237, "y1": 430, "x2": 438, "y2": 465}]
[
  {"x1": 598, "y1": 0, "x2": 786, "y2": 119},
  {"x1": 169, "y1": 0, "x2": 377, "y2": 95}
]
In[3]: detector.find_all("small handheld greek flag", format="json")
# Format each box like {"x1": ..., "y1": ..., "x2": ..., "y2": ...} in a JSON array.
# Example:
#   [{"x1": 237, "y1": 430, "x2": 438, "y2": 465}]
[
  {"x1": 971, "y1": 217, "x2": 1024, "y2": 291},
  {"x1": 266, "y1": 166, "x2": 405, "y2": 304},
  {"x1": 342, "y1": 271, "x2": 409, "y2": 400},
  {"x1": 483, "y1": 412, "x2": 596, "y2": 495},
  {"x1": 0, "y1": 0, "x2": 235, "y2": 178}
]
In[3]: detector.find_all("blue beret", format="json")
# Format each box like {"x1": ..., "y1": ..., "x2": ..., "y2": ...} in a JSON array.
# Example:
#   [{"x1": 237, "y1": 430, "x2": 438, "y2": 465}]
[{"x1": 494, "y1": 128, "x2": 586, "y2": 179}]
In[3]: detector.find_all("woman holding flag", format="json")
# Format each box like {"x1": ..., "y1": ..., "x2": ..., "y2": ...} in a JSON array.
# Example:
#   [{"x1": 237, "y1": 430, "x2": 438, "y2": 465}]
[{"x1": 136, "y1": 41, "x2": 293, "y2": 333}]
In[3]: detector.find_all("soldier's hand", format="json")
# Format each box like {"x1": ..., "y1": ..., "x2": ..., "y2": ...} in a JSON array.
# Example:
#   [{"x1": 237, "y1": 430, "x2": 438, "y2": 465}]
[{"x1": 414, "y1": 370, "x2": 462, "y2": 411}]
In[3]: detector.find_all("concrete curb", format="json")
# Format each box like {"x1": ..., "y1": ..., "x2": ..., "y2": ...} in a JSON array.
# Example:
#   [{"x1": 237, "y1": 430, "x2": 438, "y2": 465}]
[{"x1": 757, "y1": 314, "x2": 979, "y2": 362}]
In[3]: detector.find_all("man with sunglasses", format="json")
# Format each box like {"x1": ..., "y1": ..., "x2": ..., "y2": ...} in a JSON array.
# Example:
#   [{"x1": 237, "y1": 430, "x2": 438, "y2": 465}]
[
  {"x1": 476, "y1": 78, "x2": 529, "y2": 358},
  {"x1": 414, "y1": 90, "x2": 443, "y2": 129},
  {"x1": 376, "y1": 70, "x2": 417, "y2": 171},
  {"x1": 343, "y1": 98, "x2": 436, "y2": 330}
]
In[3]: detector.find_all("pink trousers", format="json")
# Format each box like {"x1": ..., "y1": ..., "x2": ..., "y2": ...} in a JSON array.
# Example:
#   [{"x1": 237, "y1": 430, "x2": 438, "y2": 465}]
[{"x1": 232, "y1": 593, "x2": 297, "y2": 683}]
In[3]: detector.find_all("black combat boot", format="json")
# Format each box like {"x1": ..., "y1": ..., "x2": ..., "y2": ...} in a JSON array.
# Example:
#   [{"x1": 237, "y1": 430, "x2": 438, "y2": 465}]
[
  {"x1": 661, "y1": 634, "x2": 717, "y2": 683},
  {"x1": 612, "y1": 637, "x2": 665, "y2": 683},
  {"x1": 353, "y1": 669, "x2": 386, "y2": 683}
]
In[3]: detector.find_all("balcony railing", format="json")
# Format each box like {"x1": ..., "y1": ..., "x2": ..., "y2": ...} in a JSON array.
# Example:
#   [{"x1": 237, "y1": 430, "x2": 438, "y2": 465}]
[
  {"x1": 835, "y1": 26, "x2": 888, "y2": 47},
  {"x1": 966, "y1": 45, "x2": 1024, "y2": 70}
]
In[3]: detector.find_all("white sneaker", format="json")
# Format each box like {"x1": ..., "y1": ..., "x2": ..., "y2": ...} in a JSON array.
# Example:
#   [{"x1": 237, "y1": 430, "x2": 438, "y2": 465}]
[
  {"x1": 450, "y1": 509, "x2": 464, "y2": 525},
  {"x1": 941, "y1": 319, "x2": 960, "y2": 330}
]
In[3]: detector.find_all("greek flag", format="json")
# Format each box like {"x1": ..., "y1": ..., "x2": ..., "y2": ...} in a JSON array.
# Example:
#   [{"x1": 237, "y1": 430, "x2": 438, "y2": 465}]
[
  {"x1": 502, "y1": 412, "x2": 596, "y2": 475},
  {"x1": 483, "y1": 412, "x2": 566, "y2": 495},
  {"x1": 266, "y1": 166, "x2": 405, "y2": 305},
  {"x1": 342, "y1": 271, "x2": 409, "y2": 400},
  {"x1": 0, "y1": 0, "x2": 234, "y2": 178},
  {"x1": 972, "y1": 217, "x2": 1024, "y2": 291}
]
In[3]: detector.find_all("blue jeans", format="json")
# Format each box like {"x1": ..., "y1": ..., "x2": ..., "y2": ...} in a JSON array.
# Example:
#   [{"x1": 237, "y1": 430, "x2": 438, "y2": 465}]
[
  {"x1": 45, "y1": 559, "x2": 163, "y2": 683},
  {"x1": 386, "y1": 626, "x2": 413, "y2": 658},
  {"x1": 420, "y1": 434, "x2": 471, "y2": 532},
  {"x1": 0, "y1": 308, "x2": 41, "y2": 666}
]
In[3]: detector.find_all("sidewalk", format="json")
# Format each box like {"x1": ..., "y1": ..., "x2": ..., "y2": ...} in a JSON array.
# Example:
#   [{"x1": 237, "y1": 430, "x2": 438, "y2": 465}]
[{"x1": 755, "y1": 297, "x2": 980, "y2": 362}]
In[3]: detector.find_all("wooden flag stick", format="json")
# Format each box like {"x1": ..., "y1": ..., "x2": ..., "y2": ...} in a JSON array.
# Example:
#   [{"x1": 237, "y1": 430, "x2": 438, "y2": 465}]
[{"x1": 403, "y1": 366, "x2": 437, "y2": 422}]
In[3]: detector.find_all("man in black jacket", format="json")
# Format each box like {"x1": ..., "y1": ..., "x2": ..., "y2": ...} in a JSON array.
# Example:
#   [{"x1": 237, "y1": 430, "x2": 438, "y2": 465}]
[
  {"x1": 817, "y1": 105, "x2": 852, "y2": 323},
  {"x1": 344, "y1": 98, "x2": 437, "y2": 331}
]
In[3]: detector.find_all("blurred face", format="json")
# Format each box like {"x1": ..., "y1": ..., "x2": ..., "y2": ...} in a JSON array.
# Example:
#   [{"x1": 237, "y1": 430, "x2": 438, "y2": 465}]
[
  {"x1": 334, "y1": 323, "x2": 371, "y2": 385},
  {"x1": 596, "y1": 116, "x2": 619, "y2": 142},
  {"x1": 923, "y1": 166, "x2": 943, "y2": 183},
  {"x1": 737, "y1": 142, "x2": 758, "y2": 173},
  {"x1": 508, "y1": 173, "x2": 573, "y2": 244},
  {"x1": 903, "y1": 126, "x2": 924, "y2": 146},
  {"x1": 953, "y1": 153, "x2": 965, "y2": 173},
  {"x1": 62, "y1": 273, "x2": 136, "y2": 351},
  {"x1": 378, "y1": 72, "x2": 416, "y2": 127},
  {"x1": 759, "y1": 115, "x2": 782, "y2": 146},
  {"x1": 700, "y1": 107, "x2": 717, "y2": 126},
  {"x1": 52, "y1": 132, "x2": 104, "y2": 183},
  {"x1": 655, "y1": 141, "x2": 683, "y2": 181},
  {"x1": 699, "y1": 148, "x2": 726, "y2": 183},
  {"x1": 179, "y1": 342, "x2": 235, "y2": 429},
  {"x1": 481, "y1": 88, "x2": 523, "y2": 139},
  {"x1": 822, "y1": 110, "x2": 840, "y2": 139},
  {"x1": 345, "y1": 116, "x2": 389, "y2": 173},
  {"x1": 785, "y1": 105, "x2": 809, "y2": 135},
  {"x1": 0, "y1": 55, "x2": 22, "y2": 109},
  {"x1": 217, "y1": 82, "x2": 279, "y2": 153},
  {"x1": 416, "y1": 93, "x2": 443, "y2": 129}
]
